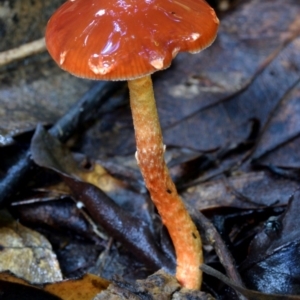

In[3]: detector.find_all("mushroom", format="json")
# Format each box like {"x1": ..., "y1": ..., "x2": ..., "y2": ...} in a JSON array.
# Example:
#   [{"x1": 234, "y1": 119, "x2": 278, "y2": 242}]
[{"x1": 46, "y1": 0, "x2": 219, "y2": 290}]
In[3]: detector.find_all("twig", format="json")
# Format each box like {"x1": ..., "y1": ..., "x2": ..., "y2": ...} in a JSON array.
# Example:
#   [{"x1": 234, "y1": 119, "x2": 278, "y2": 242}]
[
  {"x1": 188, "y1": 206, "x2": 247, "y2": 300},
  {"x1": 0, "y1": 38, "x2": 46, "y2": 67},
  {"x1": 76, "y1": 202, "x2": 109, "y2": 241}
]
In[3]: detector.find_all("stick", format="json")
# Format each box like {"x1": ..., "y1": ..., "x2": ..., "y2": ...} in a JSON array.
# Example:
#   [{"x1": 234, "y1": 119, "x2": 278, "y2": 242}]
[{"x1": 0, "y1": 38, "x2": 46, "y2": 67}]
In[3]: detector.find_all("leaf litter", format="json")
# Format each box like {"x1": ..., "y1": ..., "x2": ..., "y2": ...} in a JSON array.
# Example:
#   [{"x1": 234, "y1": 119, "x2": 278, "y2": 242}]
[{"x1": 1, "y1": 0, "x2": 300, "y2": 299}]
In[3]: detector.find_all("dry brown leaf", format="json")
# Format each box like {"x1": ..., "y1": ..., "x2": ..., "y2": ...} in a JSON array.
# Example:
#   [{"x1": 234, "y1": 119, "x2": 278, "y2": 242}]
[
  {"x1": 0, "y1": 211, "x2": 62, "y2": 283},
  {"x1": 45, "y1": 273, "x2": 109, "y2": 300},
  {"x1": 0, "y1": 272, "x2": 109, "y2": 300},
  {"x1": 183, "y1": 172, "x2": 298, "y2": 210}
]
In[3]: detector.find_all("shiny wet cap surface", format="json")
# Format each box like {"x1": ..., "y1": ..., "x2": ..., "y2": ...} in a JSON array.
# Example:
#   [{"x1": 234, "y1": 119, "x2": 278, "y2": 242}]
[{"x1": 46, "y1": 0, "x2": 219, "y2": 80}]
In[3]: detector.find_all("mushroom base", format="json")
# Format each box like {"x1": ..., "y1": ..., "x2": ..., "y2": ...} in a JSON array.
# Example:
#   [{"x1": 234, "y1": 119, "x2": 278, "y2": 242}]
[{"x1": 128, "y1": 75, "x2": 203, "y2": 290}]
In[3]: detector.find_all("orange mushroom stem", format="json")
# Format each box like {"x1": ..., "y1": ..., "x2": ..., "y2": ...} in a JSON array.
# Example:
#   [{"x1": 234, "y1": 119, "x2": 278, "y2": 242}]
[
  {"x1": 45, "y1": 0, "x2": 219, "y2": 290},
  {"x1": 128, "y1": 75, "x2": 202, "y2": 289}
]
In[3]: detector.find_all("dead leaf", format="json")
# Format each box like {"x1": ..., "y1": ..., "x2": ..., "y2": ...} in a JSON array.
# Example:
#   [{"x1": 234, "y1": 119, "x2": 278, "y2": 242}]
[
  {"x1": 240, "y1": 190, "x2": 300, "y2": 295},
  {"x1": 0, "y1": 272, "x2": 109, "y2": 300},
  {"x1": 182, "y1": 171, "x2": 298, "y2": 210},
  {"x1": 0, "y1": 210, "x2": 62, "y2": 283},
  {"x1": 45, "y1": 273, "x2": 109, "y2": 300},
  {"x1": 30, "y1": 125, "x2": 155, "y2": 224},
  {"x1": 201, "y1": 264, "x2": 300, "y2": 300},
  {"x1": 29, "y1": 126, "x2": 175, "y2": 273}
]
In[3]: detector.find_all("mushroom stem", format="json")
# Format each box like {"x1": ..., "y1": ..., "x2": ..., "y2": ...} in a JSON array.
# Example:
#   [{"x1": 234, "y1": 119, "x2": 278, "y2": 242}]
[{"x1": 128, "y1": 75, "x2": 203, "y2": 290}]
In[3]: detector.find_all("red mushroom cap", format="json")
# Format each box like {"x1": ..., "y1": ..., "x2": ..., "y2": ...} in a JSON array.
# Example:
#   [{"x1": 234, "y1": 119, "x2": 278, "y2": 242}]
[{"x1": 46, "y1": 0, "x2": 219, "y2": 81}]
